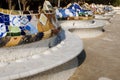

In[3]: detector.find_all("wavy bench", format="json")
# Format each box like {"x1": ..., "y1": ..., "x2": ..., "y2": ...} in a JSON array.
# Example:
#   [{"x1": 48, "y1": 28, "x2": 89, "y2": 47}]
[
  {"x1": 0, "y1": 1, "x2": 84, "y2": 79},
  {"x1": 0, "y1": 5, "x2": 84, "y2": 80}
]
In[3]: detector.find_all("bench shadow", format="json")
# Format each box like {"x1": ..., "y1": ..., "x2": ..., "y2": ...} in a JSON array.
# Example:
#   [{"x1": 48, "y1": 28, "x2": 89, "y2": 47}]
[{"x1": 77, "y1": 49, "x2": 86, "y2": 66}]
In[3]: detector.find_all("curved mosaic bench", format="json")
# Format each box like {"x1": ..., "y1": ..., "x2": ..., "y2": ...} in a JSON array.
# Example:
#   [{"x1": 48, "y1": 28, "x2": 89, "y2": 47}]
[
  {"x1": 58, "y1": 20, "x2": 106, "y2": 38},
  {"x1": 0, "y1": 7, "x2": 83, "y2": 80},
  {"x1": 0, "y1": 7, "x2": 66, "y2": 63},
  {"x1": 0, "y1": 7, "x2": 68, "y2": 62}
]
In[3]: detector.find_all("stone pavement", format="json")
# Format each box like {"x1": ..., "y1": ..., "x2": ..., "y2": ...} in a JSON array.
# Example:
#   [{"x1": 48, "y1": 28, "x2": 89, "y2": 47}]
[{"x1": 69, "y1": 14, "x2": 120, "y2": 80}]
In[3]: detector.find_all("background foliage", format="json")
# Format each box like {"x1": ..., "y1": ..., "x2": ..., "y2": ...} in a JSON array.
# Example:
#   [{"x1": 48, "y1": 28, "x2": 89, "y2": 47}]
[
  {"x1": 0, "y1": 0, "x2": 120, "y2": 10},
  {"x1": 85, "y1": 0, "x2": 120, "y2": 6}
]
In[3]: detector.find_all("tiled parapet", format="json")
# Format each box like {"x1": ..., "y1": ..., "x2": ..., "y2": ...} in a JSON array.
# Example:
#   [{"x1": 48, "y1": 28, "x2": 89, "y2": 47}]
[
  {"x1": 0, "y1": 7, "x2": 67, "y2": 63},
  {"x1": 0, "y1": 8, "x2": 58, "y2": 48}
]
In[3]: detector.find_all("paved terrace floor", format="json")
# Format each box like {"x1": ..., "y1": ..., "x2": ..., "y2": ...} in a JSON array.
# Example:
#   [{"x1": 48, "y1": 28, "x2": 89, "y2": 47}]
[
  {"x1": 69, "y1": 14, "x2": 120, "y2": 80},
  {"x1": 20, "y1": 14, "x2": 120, "y2": 80}
]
